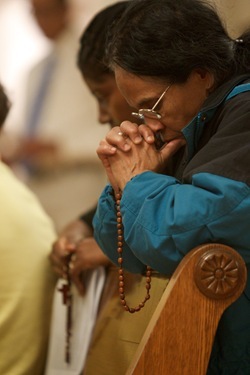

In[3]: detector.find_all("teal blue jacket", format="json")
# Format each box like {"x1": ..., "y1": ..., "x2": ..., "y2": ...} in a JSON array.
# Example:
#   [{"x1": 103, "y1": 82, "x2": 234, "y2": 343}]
[{"x1": 93, "y1": 75, "x2": 250, "y2": 374}]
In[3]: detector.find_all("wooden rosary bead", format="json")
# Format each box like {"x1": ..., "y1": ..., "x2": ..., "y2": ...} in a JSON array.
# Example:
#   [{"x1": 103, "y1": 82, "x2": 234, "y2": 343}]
[{"x1": 115, "y1": 190, "x2": 152, "y2": 313}]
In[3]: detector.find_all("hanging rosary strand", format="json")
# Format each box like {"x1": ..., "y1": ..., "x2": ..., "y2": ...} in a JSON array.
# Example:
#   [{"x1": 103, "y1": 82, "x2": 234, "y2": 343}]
[
  {"x1": 58, "y1": 254, "x2": 73, "y2": 363},
  {"x1": 115, "y1": 190, "x2": 152, "y2": 313}
]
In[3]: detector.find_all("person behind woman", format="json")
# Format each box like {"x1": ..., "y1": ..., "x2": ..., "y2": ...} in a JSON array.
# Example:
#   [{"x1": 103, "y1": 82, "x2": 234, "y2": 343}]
[
  {"x1": 94, "y1": 0, "x2": 250, "y2": 373},
  {"x1": 49, "y1": 3, "x2": 168, "y2": 374},
  {"x1": 0, "y1": 84, "x2": 56, "y2": 374}
]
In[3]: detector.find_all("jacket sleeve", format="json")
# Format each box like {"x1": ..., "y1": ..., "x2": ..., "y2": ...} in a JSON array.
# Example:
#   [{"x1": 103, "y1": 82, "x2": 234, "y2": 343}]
[
  {"x1": 93, "y1": 184, "x2": 147, "y2": 274},
  {"x1": 94, "y1": 172, "x2": 250, "y2": 275}
]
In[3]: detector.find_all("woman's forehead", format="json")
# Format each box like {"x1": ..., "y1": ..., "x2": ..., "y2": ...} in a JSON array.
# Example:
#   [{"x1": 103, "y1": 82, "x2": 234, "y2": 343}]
[{"x1": 115, "y1": 67, "x2": 165, "y2": 107}]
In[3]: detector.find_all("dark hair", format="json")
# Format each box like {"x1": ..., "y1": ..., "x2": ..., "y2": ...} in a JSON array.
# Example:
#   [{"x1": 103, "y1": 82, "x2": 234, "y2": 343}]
[
  {"x1": 77, "y1": 1, "x2": 128, "y2": 81},
  {"x1": 55, "y1": 0, "x2": 67, "y2": 6},
  {"x1": 0, "y1": 85, "x2": 10, "y2": 128},
  {"x1": 106, "y1": 0, "x2": 250, "y2": 87}
]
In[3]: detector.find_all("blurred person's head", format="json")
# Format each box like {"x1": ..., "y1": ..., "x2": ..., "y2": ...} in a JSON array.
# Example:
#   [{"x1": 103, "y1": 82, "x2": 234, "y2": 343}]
[
  {"x1": 31, "y1": 0, "x2": 69, "y2": 40},
  {"x1": 77, "y1": 1, "x2": 139, "y2": 128},
  {"x1": 0, "y1": 85, "x2": 10, "y2": 130}
]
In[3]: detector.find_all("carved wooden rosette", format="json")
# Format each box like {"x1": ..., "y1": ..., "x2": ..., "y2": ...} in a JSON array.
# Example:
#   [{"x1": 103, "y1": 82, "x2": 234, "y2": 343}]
[{"x1": 194, "y1": 245, "x2": 247, "y2": 300}]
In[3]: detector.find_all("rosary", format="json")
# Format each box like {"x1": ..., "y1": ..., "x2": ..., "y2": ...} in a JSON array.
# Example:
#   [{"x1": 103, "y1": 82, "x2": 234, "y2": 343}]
[
  {"x1": 58, "y1": 254, "x2": 73, "y2": 363},
  {"x1": 115, "y1": 191, "x2": 152, "y2": 313},
  {"x1": 57, "y1": 189, "x2": 152, "y2": 366}
]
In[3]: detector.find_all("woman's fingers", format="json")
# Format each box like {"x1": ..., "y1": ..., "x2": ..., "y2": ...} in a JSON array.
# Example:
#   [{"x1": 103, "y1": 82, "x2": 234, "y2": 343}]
[
  {"x1": 120, "y1": 121, "x2": 143, "y2": 144},
  {"x1": 137, "y1": 124, "x2": 155, "y2": 144},
  {"x1": 97, "y1": 122, "x2": 163, "y2": 158}
]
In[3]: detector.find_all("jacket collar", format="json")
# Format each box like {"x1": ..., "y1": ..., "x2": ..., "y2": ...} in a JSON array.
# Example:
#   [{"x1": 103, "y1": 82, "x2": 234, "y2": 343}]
[
  {"x1": 202, "y1": 74, "x2": 250, "y2": 111},
  {"x1": 182, "y1": 74, "x2": 250, "y2": 160}
]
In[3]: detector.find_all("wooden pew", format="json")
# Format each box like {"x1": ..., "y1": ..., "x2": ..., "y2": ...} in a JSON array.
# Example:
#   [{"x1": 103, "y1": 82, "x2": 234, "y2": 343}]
[{"x1": 126, "y1": 243, "x2": 247, "y2": 375}]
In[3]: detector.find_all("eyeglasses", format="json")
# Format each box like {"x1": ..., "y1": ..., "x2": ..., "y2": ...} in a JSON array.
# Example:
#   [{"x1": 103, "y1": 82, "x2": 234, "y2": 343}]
[{"x1": 131, "y1": 85, "x2": 171, "y2": 121}]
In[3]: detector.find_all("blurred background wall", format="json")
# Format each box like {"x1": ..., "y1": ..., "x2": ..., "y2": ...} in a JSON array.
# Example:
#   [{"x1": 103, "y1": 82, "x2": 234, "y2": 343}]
[
  {"x1": 0, "y1": 0, "x2": 118, "y2": 105},
  {"x1": 209, "y1": 0, "x2": 250, "y2": 38}
]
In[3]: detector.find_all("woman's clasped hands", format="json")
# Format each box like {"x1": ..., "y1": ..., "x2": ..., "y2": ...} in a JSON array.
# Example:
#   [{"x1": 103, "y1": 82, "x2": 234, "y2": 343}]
[{"x1": 96, "y1": 121, "x2": 186, "y2": 191}]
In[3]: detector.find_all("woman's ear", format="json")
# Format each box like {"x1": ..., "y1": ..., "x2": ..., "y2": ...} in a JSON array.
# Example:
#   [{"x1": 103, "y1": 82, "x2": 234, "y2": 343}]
[{"x1": 194, "y1": 68, "x2": 215, "y2": 95}]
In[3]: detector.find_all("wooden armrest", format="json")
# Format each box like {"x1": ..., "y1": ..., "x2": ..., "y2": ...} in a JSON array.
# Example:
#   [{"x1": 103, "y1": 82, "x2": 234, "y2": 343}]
[{"x1": 126, "y1": 243, "x2": 247, "y2": 375}]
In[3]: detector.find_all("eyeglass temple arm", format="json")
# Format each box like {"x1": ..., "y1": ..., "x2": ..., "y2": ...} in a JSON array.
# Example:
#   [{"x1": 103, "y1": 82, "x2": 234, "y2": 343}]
[{"x1": 151, "y1": 86, "x2": 170, "y2": 111}]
